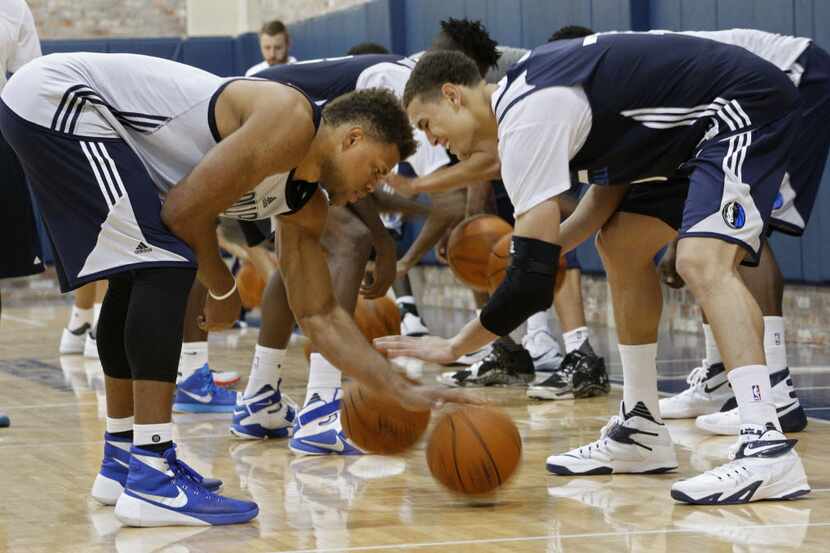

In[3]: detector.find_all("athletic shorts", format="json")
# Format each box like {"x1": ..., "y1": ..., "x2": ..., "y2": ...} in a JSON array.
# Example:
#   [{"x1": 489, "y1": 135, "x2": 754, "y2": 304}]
[
  {"x1": 0, "y1": 126, "x2": 44, "y2": 279},
  {"x1": 617, "y1": 178, "x2": 689, "y2": 231},
  {"x1": 770, "y1": 43, "x2": 830, "y2": 235},
  {"x1": 0, "y1": 99, "x2": 195, "y2": 292}
]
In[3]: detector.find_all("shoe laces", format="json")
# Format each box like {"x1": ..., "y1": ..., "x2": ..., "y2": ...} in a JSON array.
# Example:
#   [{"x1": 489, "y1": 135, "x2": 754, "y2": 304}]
[
  {"x1": 576, "y1": 416, "x2": 620, "y2": 455},
  {"x1": 705, "y1": 458, "x2": 753, "y2": 482},
  {"x1": 163, "y1": 447, "x2": 210, "y2": 490},
  {"x1": 671, "y1": 362, "x2": 708, "y2": 398}
]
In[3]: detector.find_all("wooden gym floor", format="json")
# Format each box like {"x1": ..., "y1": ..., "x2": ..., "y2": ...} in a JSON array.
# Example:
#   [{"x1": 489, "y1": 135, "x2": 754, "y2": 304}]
[{"x1": 1, "y1": 302, "x2": 830, "y2": 553}]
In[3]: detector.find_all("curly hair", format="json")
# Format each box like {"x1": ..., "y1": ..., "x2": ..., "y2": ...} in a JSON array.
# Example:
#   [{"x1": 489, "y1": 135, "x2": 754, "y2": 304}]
[
  {"x1": 347, "y1": 42, "x2": 389, "y2": 55},
  {"x1": 549, "y1": 25, "x2": 594, "y2": 42},
  {"x1": 322, "y1": 88, "x2": 417, "y2": 160},
  {"x1": 402, "y1": 50, "x2": 482, "y2": 108},
  {"x1": 433, "y1": 18, "x2": 500, "y2": 76}
]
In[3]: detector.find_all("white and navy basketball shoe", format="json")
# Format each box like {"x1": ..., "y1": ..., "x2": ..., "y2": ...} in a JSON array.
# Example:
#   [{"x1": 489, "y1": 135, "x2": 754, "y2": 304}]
[
  {"x1": 92, "y1": 433, "x2": 222, "y2": 506},
  {"x1": 447, "y1": 344, "x2": 492, "y2": 366},
  {"x1": 659, "y1": 360, "x2": 733, "y2": 419},
  {"x1": 59, "y1": 322, "x2": 90, "y2": 354},
  {"x1": 83, "y1": 329, "x2": 99, "y2": 359},
  {"x1": 114, "y1": 445, "x2": 258, "y2": 527},
  {"x1": 289, "y1": 390, "x2": 362, "y2": 456},
  {"x1": 230, "y1": 383, "x2": 296, "y2": 439},
  {"x1": 522, "y1": 328, "x2": 564, "y2": 377},
  {"x1": 695, "y1": 368, "x2": 807, "y2": 435},
  {"x1": 174, "y1": 365, "x2": 238, "y2": 413},
  {"x1": 546, "y1": 402, "x2": 678, "y2": 475},
  {"x1": 527, "y1": 341, "x2": 609, "y2": 400},
  {"x1": 671, "y1": 424, "x2": 810, "y2": 505},
  {"x1": 400, "y1": 312, "x2": 430, "y2": 337},
  {"x1": 438, "y1": 341, "x2": 535, "y2": 387}
]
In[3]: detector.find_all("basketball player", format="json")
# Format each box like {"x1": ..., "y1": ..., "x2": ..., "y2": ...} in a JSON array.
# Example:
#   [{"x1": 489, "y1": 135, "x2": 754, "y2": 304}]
[
  {"x1": 228, "y1": 53, "x2": 452, "y2": 454},
  {"x1": 245, "y1": 19, "x2": 297, "y2": 76},
  {"x1": 0, "y1": 0, "x2": 44, "y2": 430},
  {"x1": 379, "y1": 34, "x2": 811, "y2": 504},
  {"x1": 0, "y1": 51, "x2": 471, "y2": 525}
]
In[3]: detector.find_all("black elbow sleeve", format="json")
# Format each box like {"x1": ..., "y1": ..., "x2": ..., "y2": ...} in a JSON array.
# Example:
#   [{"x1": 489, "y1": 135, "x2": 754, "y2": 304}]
[{"x1": 479, "y1": 236, "x2": 561, "y2": 337}]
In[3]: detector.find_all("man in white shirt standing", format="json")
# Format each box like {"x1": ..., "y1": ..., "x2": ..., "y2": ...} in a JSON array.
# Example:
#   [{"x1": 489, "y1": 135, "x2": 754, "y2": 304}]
[
  {"x1": 0, "y1": 0, "x2": 45, "y2": 428},
  {"x1": 245, "y1": 19, "x2": 297, "y2": 76}
]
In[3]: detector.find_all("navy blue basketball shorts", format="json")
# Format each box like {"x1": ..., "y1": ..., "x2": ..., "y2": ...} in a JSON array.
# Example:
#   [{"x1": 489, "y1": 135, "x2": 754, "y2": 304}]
[
  {"x1": 0, "y1": 125, "x2": 43, "y2": 279},
  {"x1": 770, "y1": 43, "x2": 830, "y2": 235},
  {"x1": 0, "y1": 100, "x2": 195, "y2": 292}
]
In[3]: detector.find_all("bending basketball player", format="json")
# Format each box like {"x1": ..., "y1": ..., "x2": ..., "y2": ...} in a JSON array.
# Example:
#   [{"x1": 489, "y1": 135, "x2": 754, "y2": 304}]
[{"x1": 378, "y1": 33, "x2": 811, "y2": 505}]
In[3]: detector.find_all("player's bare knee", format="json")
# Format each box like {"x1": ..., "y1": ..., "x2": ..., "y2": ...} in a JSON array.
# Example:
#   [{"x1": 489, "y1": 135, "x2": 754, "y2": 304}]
[
  {"x1": 675, "y1": 247, "x2": 724, "y2": 296},
  {"x1": 596, "y1": 221, "x2": 636, "y2": 265}
]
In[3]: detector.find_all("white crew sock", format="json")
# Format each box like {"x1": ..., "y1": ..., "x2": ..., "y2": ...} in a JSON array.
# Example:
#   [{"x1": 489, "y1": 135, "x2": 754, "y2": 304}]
[
  {"x1": 93, "y1": 302, "x2": 103, "y2": 328},
  {"x1": 67, "y1": 305, "x2": 93, "y2": 331},
  {"x1": 526, "y1": 310, "x2": 550, "y2": 335},
  {"x1": 764, "y1": 316, "x2": 787, "y2": 374},
  {"x1": 178, "y1": 341, "x2": 208, "y2": 382},
  {"x1": 563, "y1": 326, "x2": 591, "y2": 353},
  {"x1": 619, "y1": 343, "x2": 661, "y2": 421},
  {"x1": 729, "y1": 364, "x2": 781, "y2": 431},
  {"x1": 703, "y1": 323, "x2": 722, "y2": 365},
  {"x1": 396, "y1": 295, "x2": 416, "y2": 306},
  {"x1": 106, "y1": 415, "x2": 134, "y2": 435},
  {"x1": 134, "y1": 422, "x2": 173, "y2": 449},
  {"x1": 305, "y1": 353, "x2": 341, "y2": 406},
  {"x1": 244, "y1": 345, "x2": 285, "y2": 397}
]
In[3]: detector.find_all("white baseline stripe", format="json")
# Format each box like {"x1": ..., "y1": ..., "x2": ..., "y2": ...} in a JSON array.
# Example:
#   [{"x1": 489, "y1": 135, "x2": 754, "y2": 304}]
[
  {"x1": 0, "y1": 314, "x2": 46, "y2": 327},
  {"x1": 269, "y1": 523, "x2": 830, "y2": 553},
  {"x1": 79, "y1": 141, "x2": 114, "y2": 209}
]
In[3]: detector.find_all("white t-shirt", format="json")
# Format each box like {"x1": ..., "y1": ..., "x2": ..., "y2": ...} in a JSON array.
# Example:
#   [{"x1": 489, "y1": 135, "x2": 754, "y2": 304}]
[
  {"x1": 0, "y1": 0, "x2": 41, "y2": 90},
  {"x1": 244, "y1": 56, "x2": 298, "y2": 76},
  {"x1": 493, "y1": 71, "x2": 592, "y2": 217},
  {"x1": 679, "y1": 29, "x2": 810, "y2": 75}
]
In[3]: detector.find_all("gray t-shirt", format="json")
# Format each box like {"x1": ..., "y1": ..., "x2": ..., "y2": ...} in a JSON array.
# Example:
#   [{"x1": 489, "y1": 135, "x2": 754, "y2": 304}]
[{"x1": 486, "y1": 46, "x2": 529, "y2": 84}]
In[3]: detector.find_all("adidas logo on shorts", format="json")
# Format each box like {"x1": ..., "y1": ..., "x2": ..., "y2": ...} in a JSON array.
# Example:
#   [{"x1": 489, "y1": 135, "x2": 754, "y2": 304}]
[{"x1": 134, "y1": 241, "x2": 152, "y2": 254}]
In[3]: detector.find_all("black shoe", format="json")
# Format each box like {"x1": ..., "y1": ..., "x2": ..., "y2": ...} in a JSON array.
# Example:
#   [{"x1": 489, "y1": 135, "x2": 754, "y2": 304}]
[
  {"x1": 527, "y1": 341, "x2": 609, "y2": 400},
  {"x1": 437, "y1": 341, "x2": 534, "y2": 387}
]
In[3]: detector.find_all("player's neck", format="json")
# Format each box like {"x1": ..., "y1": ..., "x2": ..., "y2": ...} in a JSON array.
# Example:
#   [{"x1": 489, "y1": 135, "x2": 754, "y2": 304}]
[
  {"x1": 477, "y1": 83, "x2": 500, "y2": 140},
  {"x1": 294, "y1": 128, "x2": 329, "y2": 182}
]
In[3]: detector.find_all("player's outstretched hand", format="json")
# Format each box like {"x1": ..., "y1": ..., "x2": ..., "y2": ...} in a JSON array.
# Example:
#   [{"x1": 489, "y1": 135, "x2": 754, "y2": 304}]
[
  {"x1": 375, "y1": 335, "x2": 457, "y2": 365},
  {"x1": 397, "y1": 383, "x2": 485, "y2": 411}
]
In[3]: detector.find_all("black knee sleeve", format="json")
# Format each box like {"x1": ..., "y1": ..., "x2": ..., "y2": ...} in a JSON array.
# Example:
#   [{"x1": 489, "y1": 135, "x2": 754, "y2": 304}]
[
  {"x1": 97, "y1": 274, "x2": 133, "y2": 380},
  {"x1": 124, "y1": 267, "x2": 196, "y2": 383}
]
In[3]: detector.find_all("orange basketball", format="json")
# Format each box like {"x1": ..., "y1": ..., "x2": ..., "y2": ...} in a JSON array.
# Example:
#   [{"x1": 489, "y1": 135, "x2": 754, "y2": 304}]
[
  {"x1": 304, "y1": 295, "x2": 401, "y2": 359},
  {"x1": 427, "y1": 406, "x2": 522, "y2": 495},
  {"x1": 341, "y1": 379, "x2": 431, "y2": 454},
  {"x1": 486, "y1": 233, "x2": 568, "y2": 294},
  {"x1": 447, "y1": 215, "x2": 513, "y2": 291},
  {"x1": 237, "y1": 262, "x2": 265, "y2": 309}
]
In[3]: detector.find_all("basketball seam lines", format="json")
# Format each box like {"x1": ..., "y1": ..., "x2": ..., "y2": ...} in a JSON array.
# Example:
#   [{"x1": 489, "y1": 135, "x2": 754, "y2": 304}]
[
  {"x1": 448, "y1": 416, "x2": 467, "y2": 494},
  {"x1": 459, "y1": 410, "x2": 503, "y2": 487}
]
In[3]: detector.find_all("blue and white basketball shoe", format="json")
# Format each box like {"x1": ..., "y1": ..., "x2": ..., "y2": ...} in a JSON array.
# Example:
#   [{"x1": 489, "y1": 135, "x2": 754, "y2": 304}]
[
  {"x1": 288, "y1": 390, "x2": 363, "y2": 456},
  {"x1": 174, "y1": 365, "x2": 238, "y2": 413},
  {"x1": 91, "y1": 433, "x2": 222, "y2": 505},
  {"x1": 114, "y1": 445, "x2": 258, "y2": 527},
  {"x1": 230, "y1": 383, "x2": 296, "y2": 439}
]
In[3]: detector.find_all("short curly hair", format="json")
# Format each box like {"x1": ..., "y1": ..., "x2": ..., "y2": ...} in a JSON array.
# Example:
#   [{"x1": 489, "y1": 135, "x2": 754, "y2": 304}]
[
  {"x1": 322, "y1": 88, "x2": 417, "y2": 160},
  {"x1": 402, "y1": 50, "x2": 482, "y2": 108},
  {"x1": 433, "y1": 18, "x2": 500, "y2": 77},
  {"x1": 347, "y1": 42, "x2": 389, "y2": 55},
  {"x1": 549, "y1": 25, "x2": 594, "y2": 42}
]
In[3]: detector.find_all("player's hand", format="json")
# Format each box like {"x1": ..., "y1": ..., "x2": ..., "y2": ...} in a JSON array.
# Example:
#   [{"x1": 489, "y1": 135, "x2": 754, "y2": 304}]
[
  {"x1": 397, "y1": 382, "x2": 486, "y2": 411},
  {"x1": 199, "y1": 285, "x2": 242, "y2": 331},
  {"x1": 375, "y1": 335, "x2": 457, "y2": 365},
  {"x1": 383, "y1": 173, "x2": 418, "y2": 198},
  {"x1": 361, "y1": 232, "x2": 397, "y2": 299},
  {"x1": 435, "y1": 228, "x2": 452, "y2": 264},
  {"x1": 658, "y1": 238, "x2": 685, "y2": 289}
]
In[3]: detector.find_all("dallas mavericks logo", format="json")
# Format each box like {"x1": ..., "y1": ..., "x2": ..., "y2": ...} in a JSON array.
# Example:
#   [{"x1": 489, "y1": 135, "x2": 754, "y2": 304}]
[{"x1": 722, "y1": 201, "x2": 746, "y2": 229}]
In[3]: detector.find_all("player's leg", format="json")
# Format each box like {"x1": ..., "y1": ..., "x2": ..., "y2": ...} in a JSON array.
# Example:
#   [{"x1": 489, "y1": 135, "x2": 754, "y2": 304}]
[
  {"x1": 83, "y1": 280, "x2": 108, "y2": 358},
  {"x1": 59, "y1": 282, "x2": 96, "y2": 354},
  {"x1": 670, "y1": 107, "x2": 809, "y2": 504},
  {"x1": 545, "y1": 207, "x2": 678, "y2": 475}
]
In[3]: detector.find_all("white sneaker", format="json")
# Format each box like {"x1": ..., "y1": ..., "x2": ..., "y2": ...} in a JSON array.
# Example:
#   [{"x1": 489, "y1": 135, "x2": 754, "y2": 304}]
[
  {"x1": 59, "y1": 323, "x2": 90, "y2": 354},
  {"x1": 545, "y1": 402, "x2": 678, "y2": 475},
  {"x1": 230, "y1": 384, "x2": 296, "y2": 440},
  {"x1": 400, "y1": 312, "x2": 430, "y2": 337},
  {"x1": 671, "y1": 425, "x2": 810, "y2": 504},
  {"x1": 521, "y1": 328, "x2": 564, "y2": 375},
  {"x1": 83, "y1": 330, "x2": 99, "y2": 359},
  {"x1": 695, "y1": 368, "x2": 807, "y2": 435},
  {"x1": 288, "y1": 390, "x2": 363, "y2": 456},
  {"x1": 659, "y1": 360, "x2": 733, "y2": 419}
]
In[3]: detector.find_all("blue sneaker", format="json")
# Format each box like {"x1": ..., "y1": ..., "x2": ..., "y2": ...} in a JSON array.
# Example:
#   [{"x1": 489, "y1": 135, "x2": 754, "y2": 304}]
[
  {"x1": 91, "y1": 433, "x2": 222, "y2": 505},
  {"x1": 174, "y1": 365, "x2": 238, "y2": 413},
  {"x1": 114, "y1": 445, "x2": 258, "y2": 527},
  {"x1": 288, "y1": 390, "x2": 363, "y2": 456},
  {"x1": 230, "y1": 383, "x2": 296, "y2": 439}
]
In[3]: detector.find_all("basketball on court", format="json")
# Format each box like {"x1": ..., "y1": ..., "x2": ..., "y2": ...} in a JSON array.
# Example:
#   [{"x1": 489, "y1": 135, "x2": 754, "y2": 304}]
[
  {"x1": 486, "y1": 233, "x2": 568, "y2": 294},
  {"x1": 426, "y1": 406, "x2": 522, "y2": 495},
  {"x1": 305, "y1": 295, "x2": 400, "y2": 359},
  {"x1": 236, "y1": 262, "x2": 265, "y2": 309},
  {"x1": 447, "y1": 215, "x2": 513, "y2": 291},
  {"x1": 340, "y1": 379, "x2": 431, "y2": 454}
]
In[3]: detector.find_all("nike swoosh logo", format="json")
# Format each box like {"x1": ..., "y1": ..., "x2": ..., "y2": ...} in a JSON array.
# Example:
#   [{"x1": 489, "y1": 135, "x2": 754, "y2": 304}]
[
  {"x1": 181, "y1": 352, "x2": 198, "y2": 356},
  {"x1": 300, "y1": 436, "x2": 345, "y2": 452},
  {"x1": 181, "y1": 390, "x2": 213, "y2": 403},
  {"x1": 704, "y1": 381, "x2": 728, "y2": 393},
  {"x1": 130, "y1": 486, "x2": 188, "y2": 508},
  {"x1": 776, "y1": 401, "x2": 798, "y2": 413},
  {"x1": 113, "y1": 457, "x2": 130, "y2": 469}
]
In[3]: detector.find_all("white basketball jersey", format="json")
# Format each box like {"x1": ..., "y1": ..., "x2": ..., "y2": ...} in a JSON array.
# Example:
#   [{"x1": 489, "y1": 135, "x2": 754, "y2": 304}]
[{"x1": 1, "y1": 52, "x2": 308, "y2": 220}]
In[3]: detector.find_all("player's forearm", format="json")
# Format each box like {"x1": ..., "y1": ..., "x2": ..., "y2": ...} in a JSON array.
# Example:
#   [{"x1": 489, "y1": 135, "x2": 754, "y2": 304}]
[
  {"x1": 348, "y1": 195, "x2": 387, "y2": 237},
  {"x1": 449, "y1": 317, "x2": 498, "y2": 358},
  {"x1": 401, "y1": 190, "x2": 465, "y2": 265},
  {"x1": 412, "y1": 152, "x2": 500, "y2": 193},
  {"x1": 465, "y1": 181, "x2": 491, "y2": 217},
  {"x1": 162, "y1": 204, "x2": 233, "y2": 293},
  {"x1": 559, "y1": 184, "x2": 629, "y2": 253}
]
